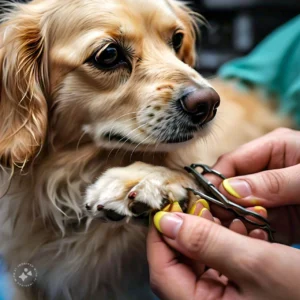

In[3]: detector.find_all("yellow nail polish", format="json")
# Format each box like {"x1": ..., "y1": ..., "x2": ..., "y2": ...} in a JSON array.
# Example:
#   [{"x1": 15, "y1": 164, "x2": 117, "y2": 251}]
[
  {"x1": 154, "y1": 211, "x2": 168, "y2": 233},
  {"x1": 188, "y1": 202, "x2": 197, "y2": 215},
  {"x1": 162, "y1": 202, "x2": 183, "y2": 213},
  {"x1": 222, "y1": 179, "x2": 242, "y2": 198},
  {"x1": 199, "y1": 199, "x2": 210, "y2": 211},
  {"x1": 188, "y1": 199, "x2": 208, "y2": 215},
  {"x1": 199, "y1": 208, "x2": 208, "y2": 217},
  {"x1": 254, "y1": 206, "x2": 267, "y2": 213},
  {"x1": 162, "y1": 204, "x2": 171, "y2": 212},
  {"x1": 170, "y1": 202, "x2": 183, "y2": 212}
]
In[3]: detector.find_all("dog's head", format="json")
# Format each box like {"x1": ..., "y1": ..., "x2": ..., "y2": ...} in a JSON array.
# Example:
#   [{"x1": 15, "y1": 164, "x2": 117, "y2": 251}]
[{"x1": 0, "y1": 0, "x2": 220, "y2": 167}]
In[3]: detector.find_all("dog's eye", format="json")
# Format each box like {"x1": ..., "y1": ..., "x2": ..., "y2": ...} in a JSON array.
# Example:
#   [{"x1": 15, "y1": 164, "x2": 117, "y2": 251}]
[
  {"x1": 98, "y1": 45, "x2": 118, "y2": 65},
  {"x1": 92, "y1": 44, "x2": 127, "y2": 70},
  {"x1": 172, "y1": 32, "x2": 184, "y2": 52}
]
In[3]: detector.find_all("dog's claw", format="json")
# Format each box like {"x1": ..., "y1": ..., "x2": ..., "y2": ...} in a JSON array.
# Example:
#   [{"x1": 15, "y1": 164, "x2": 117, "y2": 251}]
[
  {"x1": 97, "y1": 205, "x2": 104, "y2": 211},
  {"x1": 128, "y1": 191, "x2": 138, "y2": 200}
]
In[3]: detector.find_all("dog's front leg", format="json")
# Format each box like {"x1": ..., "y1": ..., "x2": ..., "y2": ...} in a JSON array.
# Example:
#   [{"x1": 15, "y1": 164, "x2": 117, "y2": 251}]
[{"x1": 84, "y1": 162, "x2": 198, "y2": 221}]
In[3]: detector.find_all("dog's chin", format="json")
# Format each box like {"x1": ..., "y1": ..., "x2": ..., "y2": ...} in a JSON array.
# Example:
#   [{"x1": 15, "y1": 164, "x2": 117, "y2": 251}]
[{"x1": 98, "y1": 122, "x2": 213, "y2": 153}]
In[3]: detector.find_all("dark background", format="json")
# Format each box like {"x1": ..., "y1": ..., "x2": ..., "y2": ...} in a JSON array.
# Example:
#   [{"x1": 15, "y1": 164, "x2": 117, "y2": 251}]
[
  {"x1": 191, "y1": 0, "x2": 300, "y2": 75},
  {"x1": 2, "y1": 0, "x2": 300, "y2": 75}
]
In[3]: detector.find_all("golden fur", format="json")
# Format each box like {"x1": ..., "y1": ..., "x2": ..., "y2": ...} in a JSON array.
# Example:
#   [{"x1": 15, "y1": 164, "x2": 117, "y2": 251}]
[{"x1": 0, "y1": 0, "x2": 291, "y2": 299}]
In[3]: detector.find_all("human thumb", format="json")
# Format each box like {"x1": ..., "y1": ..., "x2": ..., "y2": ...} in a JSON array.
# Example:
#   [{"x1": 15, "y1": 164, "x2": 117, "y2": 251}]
[
  {"x1": 220, "y1": 164, "x2": 300, "y2": 207},
  {"x1": 153, "y1": 212, "x2": 266, "y2": 282}
]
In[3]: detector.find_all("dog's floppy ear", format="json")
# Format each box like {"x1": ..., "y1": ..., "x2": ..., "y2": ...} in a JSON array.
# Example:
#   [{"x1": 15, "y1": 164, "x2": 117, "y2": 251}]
[{"x1": 0, "y1": 5, "x2": 48, "y2": 167}]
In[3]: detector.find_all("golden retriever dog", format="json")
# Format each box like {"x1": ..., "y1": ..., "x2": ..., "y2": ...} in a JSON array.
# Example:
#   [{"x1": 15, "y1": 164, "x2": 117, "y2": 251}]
[{"x1": 0, "y1": 0, "x2": 290, "y2": 299}]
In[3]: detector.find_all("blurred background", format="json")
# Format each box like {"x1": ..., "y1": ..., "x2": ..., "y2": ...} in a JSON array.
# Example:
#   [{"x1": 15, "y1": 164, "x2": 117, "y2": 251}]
[
  {"x1": 3, "y1": 0, "x2": 300, "y2": 76},
  {"x1": 191, "y1": 0, "x2": 300, "y2": 75}
]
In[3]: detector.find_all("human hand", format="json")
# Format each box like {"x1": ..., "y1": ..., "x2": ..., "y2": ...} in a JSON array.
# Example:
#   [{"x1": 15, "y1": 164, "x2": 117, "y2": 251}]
[
  {"x1": 207, "y1": 128, "x2": 300, "y2": 244},
  {"x1": 147, "y1": 207, "x2": 300, "y2": 300}
]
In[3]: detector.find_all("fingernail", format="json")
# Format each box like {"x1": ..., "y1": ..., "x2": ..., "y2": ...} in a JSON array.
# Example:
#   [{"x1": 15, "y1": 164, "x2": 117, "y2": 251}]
[
  {"x1": 199, "y1": 199, "x2": 210, "y2": 211},
  {"x1": 250, "y1": 229, "x2": 268, "y2": 241},
  {"x1": 251, "y1": 199, "x2": 260, "y2": 205},
  {"x1": 188, "y1": 199, "x2": 210, "y2": 215},
  {"x1": 188, "y1": 201, "x2": 200, "y2": 215},
  {"x1": 171, "y1": 202, "x2": 183, "y2": 212},
  {"x1": 153, "y1": 211, "x2": 183, "y2": 239},
  {"x1": 254, "y1": 206, "x2": 267, "y2": 214},
  {"x1": 222, "y1": 179, "x2": 252, "y2": 198},
  {"x1": 198, "y1": 208, "x2": 209, "y2": 218},
  {"x1": 162, "y1": 204, "x2": 171, "y2": 212},
  {"x1": 162, "y1": 202, "x2": 183, "y2": 213},
  {"x1": 232, "y1": 219, "x2": 242, "y2": 224}
]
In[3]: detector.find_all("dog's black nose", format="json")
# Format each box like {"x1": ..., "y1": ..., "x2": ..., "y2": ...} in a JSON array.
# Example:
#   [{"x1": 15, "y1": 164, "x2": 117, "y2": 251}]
[{"x1": 179, "y1": 88, "x2": 220, "y2": 124}]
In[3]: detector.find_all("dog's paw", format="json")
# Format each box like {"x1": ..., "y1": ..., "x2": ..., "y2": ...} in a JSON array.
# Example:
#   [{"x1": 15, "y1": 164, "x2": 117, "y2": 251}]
[{"x1": 84, "y1": 162, "x2": 196, "y2": 221}]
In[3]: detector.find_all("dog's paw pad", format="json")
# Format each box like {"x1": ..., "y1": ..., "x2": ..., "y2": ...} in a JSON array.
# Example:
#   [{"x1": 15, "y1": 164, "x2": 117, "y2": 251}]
[
  {"x1": 129, "y1": 201, "x2": 152, "y2": 216},
  {"x1": 103, "y1": 210, "x2": 125, "y2": 221}
]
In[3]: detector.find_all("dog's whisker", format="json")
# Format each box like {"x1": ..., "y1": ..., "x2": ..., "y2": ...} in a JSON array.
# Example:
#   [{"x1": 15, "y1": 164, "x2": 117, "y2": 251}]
[
  {"x1": 112, "y1": 121, "x2": 148, "y2": 143},
  {"x1": 113, "y1": 112, "x2": 139, "y2": 122},
  {"x1": 106, "y1": 123, "x2": 149, "y2": 163},
  {"x1": 129, "y1": 135, "x2": 152, "y2": 162},
  {"x1": 118, "y1": 127, "x2": 157, "y2": 162},
  {"x1": 142, "y1": 135, "x2": 158, "y2": 161},
  {"x1": 151, "y1": 129, "x2": 169, "y2": 163},
  {"x1": 117, "y1": 122, "x2": 148, "y2": 146},
  {"x1": 119, "y1": 134, "x2": 145, "y2": 162},
  {"x1": 117, "y1": 129, "x2": 151, "y2": 162},
  {"x1": 209, "y1": 127, "x2": 221, "y2": 144},
  {"x1": 76, "y1": 131, "x2": 88, "y2": 151},
  {"x1": 108, "y1": 114, "x2": 139, "y2": 142},
  {"x1": 140, "y1": 129, "x2": 160, "y2": 155}
]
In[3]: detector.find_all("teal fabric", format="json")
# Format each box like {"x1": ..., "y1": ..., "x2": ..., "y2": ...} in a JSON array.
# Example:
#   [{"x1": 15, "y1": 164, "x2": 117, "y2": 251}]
[
  {"x1": 218, "y1": 15, "x2": 300, "y2": 127},
  {"x1": 0, "y1": 259, "x2": 13, "y2": 300}
]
